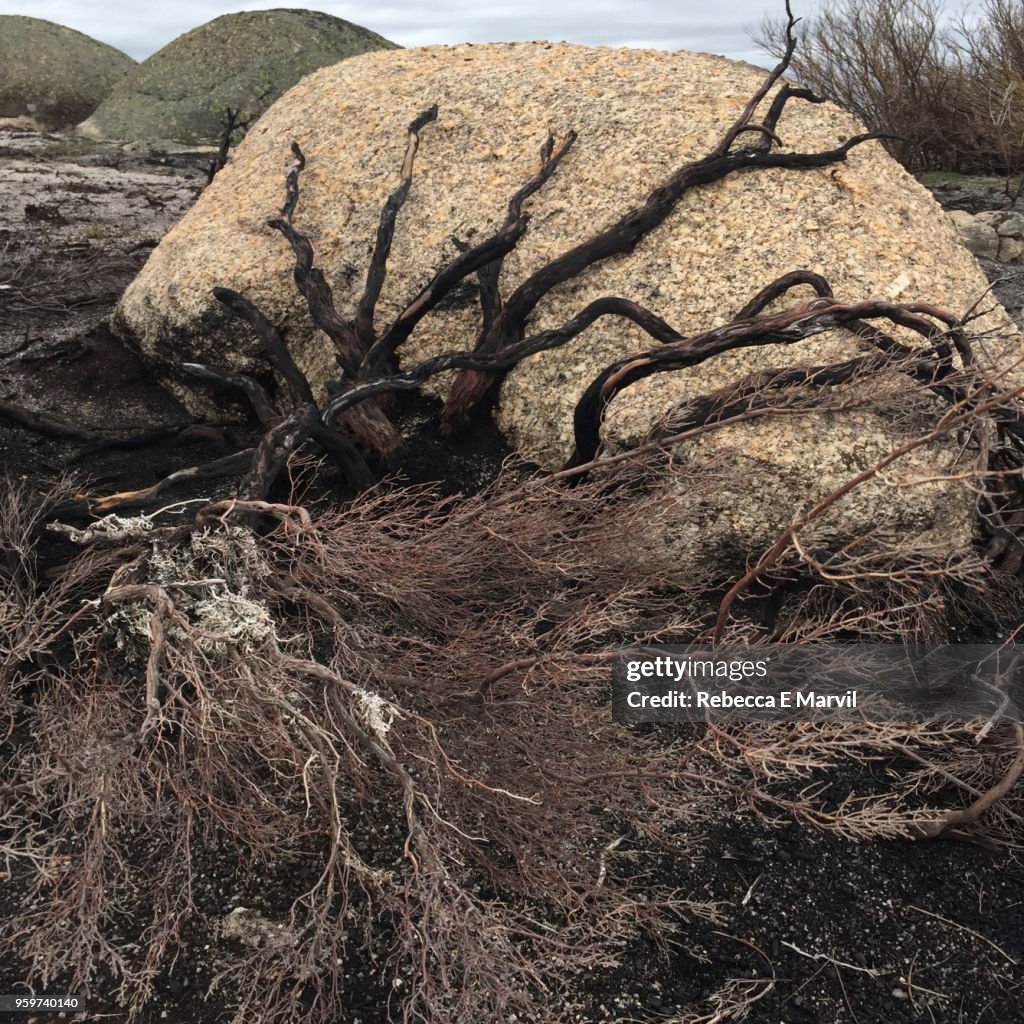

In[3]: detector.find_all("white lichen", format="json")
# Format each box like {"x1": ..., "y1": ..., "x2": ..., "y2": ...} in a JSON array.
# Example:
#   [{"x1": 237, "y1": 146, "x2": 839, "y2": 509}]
[
  {"x1": 100, "y1": 525, "x2": 282, "y2": 660},
  {"x1": 353, "y1": 688, "x2": 401, "y2": 741},
  {"x1": 48, "y1": 513, "x2": 157, "y2": 544},
  {"x1": 191, "y1": 593, "x2": 278, "y2": 656},
  {"x1": 220, "y1": 907, "x2": 297, "y2": 950}
]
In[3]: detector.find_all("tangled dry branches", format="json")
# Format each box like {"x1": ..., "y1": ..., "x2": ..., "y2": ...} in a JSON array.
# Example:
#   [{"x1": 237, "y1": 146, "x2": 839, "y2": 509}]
[
  {"x1": 4, "y1": 6, "x2": 1024, "y2": 1022},
  {"x1": 2, "y1": 451, "x2": 1023, "y2": 1022}
]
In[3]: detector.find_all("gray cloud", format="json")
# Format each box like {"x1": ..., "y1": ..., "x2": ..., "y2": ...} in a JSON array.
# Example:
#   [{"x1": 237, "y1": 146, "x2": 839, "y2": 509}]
[
  {"x1": 1, "y1": 1, "x2": 980, "y2": 69},
  {"x1": 2, "y1": 0, "x2": 789, "y2": 65}
]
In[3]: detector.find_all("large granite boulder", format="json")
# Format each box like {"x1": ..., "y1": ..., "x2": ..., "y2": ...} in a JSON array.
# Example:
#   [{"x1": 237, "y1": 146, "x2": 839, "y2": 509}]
[
  {"x1": 115, "y1": 43, "x2": 1021, "y2": 563},
  {"x1": 0, "y1": 16, "x2": 135, "y2": 129},
  {"x1": 79, "y1": 9, "x2": 396, "y2": 146}
]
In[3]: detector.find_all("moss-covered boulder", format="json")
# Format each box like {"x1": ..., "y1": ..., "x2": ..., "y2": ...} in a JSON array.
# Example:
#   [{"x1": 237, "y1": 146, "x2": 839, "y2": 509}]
[
  {"x1": 0, "y1": 16, "x2": 135, "y2": 129},
  {"x1": 79, "y1": 9, "x2": 396, "y2": 145}
]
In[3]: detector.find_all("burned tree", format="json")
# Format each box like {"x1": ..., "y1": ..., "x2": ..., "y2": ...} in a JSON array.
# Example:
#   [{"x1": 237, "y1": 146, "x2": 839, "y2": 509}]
[
  {"x1": 6, "y1": 13, "x2": 1024, "y2": 1022},
  {"x1": 204, "y1": 107, "x2": 252, "y2": 185},
  {"x1": 73, "y1": 6, "x2": 1022, "y2": 581},
  {"x1": 173, "y1": 10, "x2": 895, "y2": 479}
]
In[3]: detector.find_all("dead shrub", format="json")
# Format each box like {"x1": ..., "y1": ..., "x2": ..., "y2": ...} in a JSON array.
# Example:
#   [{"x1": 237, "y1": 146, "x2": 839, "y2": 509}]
[
  {"x1": 1, "y1": 446, "x2": 1022, "y2": 1022},
  {"x1": 756, "y1": 0, "x2": 1024, "y2": 179}
]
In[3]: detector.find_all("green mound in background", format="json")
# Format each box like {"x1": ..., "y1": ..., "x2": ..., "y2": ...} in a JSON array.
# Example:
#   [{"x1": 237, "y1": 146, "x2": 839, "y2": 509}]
[
  {"x1": 79, "y1": 8, "x2": 397, "y2": 145},
  {"x1": 0, "y1": 16, "x2": 136, "y2": 129}
]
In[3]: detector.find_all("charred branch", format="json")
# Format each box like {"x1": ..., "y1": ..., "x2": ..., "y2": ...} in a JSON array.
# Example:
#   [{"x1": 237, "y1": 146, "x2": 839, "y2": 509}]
[
  {"x1": 452, "y1": 235, "x2": 503, "y2": 334},
  {"x1": 239, "y1": 403, "x2": 320, "y2": 502},
  {"x1": 440, "y1": 11, "x2": 893, "y2": 429},
  {"x1": 213, "y1": 287, "x2": 314, "y2": 407},
  {"x1": 264, "y1": 153, "x2": 408, "y2": 457},
  {"x1": 569, "y1": 297, "x2": 966, "y2": 467},
  {"x1": 355, "y1": 105, "x2": 438, "y2": 350},
  {"x1": 210, "y1": 287, "x2": 398, "y2": 463},
  {"x1": 265, "y1": 218, "x2": 364, "y2": 373},
  {"x1": 81, "y1": 449, "x2": 256, "y2": 513},
  {"x1": 0, "y1": 397, "x2": 102, "y2": 441},
  {"x1": 730, "y1": 268, "x2": 833, "y2": 319},
  {"x1": 205, "y1": 107, "x2": 251, "y2": 186},
  {"x1": 358, "y1": 130, "x2": 576, "y2": 380},
  {"x1": 181, "y1": 363, "x2": 280, "y2": 427},
  {"x1": 280, "y1": 141, "x2": 305, "y2": 224},
  {"x1": 321, "y1": 296, "x2": 683, "y2": 426},
  {"x1": 441, "y1": 126, "x2": 894, "y2": 427}
]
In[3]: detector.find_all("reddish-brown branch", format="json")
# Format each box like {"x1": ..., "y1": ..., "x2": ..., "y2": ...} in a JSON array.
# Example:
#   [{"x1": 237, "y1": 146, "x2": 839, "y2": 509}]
[
  {"x1": 712, "y1": 381, "x2": 1024, "y2": 638},
  {"x1": 911, "y1": 723, "x2": 1024, "y2": 839}
]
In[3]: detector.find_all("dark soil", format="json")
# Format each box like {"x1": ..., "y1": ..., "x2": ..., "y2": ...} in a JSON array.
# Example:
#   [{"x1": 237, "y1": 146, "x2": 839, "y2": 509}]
[{"x1": 1, "y1": 130, "x2": 1023, "y2": 1024}]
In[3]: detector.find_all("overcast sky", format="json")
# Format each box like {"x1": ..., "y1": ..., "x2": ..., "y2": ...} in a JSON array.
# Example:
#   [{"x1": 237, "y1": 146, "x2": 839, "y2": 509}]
[{"x1": 0, "y1": 1, "x2": 847, "y2": 67}]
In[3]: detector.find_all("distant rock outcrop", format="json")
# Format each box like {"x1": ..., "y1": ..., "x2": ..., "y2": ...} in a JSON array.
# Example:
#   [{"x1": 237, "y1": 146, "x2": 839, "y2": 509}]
[
  {"x1": 114, "y1": 42, "x2": 1022, "y2": 565},
  {"x1": 79, "y1": 9, "x2": 396, "y2": 145},
  {"x1": 0, "y1": 16, "x2": 135, "y2": 129}
]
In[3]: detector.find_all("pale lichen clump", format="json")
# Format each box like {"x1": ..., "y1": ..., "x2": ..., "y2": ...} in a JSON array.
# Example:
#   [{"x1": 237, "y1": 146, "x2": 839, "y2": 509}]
[
  {"x1": 190, "y1": 592, "x2": 277, "y2": 657},
  {"x1": 73, "y1": 523, "x2": 281, "y2": 659},
  {"x1": 353, "y1": 687, "x2": 401, "y2": 740},
  {"x1": 220, "y1": 907, "x2": 298, "y2": 951}
]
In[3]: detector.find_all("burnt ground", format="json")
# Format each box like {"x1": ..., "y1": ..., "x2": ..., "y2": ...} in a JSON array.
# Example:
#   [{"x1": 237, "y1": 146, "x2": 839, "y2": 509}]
[
  {"x1": 0, "y1": 128, "x2": 209, "y2": 489},
  {"x1": 1, "y1": 127, "x2": 1024, "y2": 1024}
]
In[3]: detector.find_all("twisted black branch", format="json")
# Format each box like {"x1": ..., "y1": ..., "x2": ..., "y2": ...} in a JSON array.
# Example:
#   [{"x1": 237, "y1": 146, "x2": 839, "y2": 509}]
[
  {"x1": 181, "y1": 363, "x2": 280, "y2": 427},
  {"x1": 441, "y1": 131, "x2": 893, "y2": 423},
  {"x1": 266, "y1": 218, "x2": 364, "y2": 374},
  {"x1": 239, "y1": 403, "x2": 320, "y2": 501},
  {"x1": 731, "y1": 268, "x2": 833, "y2": 319},
  {"x1": 280, "y1": 141, "x2": 306, "y2": 223},
  {"x1": 214, "y1": 287, "x2": 314, "y2": 406},
  {"x1": 320, "y1": 295, "x2": 686, "y2": 425},
  {"x1": 452, "y1": 235, "x2": 504, "y2": 332},
  {"x1": 359, "y1": 131, "x2": 576, "y2": 379},
  {"x1": 569, "y1": 297, "x2": 964, "y2": 465},
  {"x1": 355, "y1": 105, "x2": 439, "y2": 349}
]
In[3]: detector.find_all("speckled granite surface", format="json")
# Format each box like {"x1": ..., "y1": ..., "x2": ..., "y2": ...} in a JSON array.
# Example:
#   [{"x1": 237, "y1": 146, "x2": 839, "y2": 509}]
[{"x1": 116, "y1": 42, "x2": 1022, "y2": 558}]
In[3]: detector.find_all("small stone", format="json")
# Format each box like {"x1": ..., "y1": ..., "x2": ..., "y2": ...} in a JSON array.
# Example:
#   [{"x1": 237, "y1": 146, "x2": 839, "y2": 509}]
[
  {"x1": 954, "y1": 217, "x2": 1000, "y2": 259},
  {"x1": 997, "y1": 212, "x2": 1024, "y2": 237},
  {"x1": 998, "y1": 236, "x2": 1024, "y2": 262},
  {"x1": 975, "y1": 210, "x2": 1006, "y2": 228}
]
